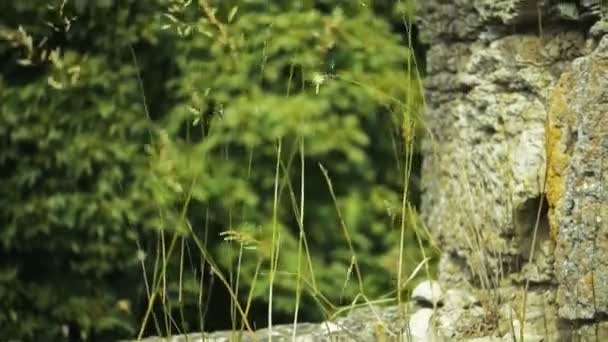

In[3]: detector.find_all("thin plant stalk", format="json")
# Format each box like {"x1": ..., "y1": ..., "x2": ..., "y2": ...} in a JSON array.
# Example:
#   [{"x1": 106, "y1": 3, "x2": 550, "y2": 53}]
[
  {"x1": 292, "y1": 136, "x2": 305, "y2": 340},
  {"x1": 267, "y1": 139, "x2": 282, "y2": 341},
  {"x1": 319, "y1": 163, "x2": 365, "y2": 294}
]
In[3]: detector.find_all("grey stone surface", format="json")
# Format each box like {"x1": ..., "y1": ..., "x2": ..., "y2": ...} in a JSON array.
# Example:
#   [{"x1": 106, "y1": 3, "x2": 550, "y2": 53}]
[
  {"x1": 133, "y1": 305, "x2": 410, "y2": 342},
  {"x1": 421, "y1": 25, "x2": 588, "y2": 291},
  {"x1": 547, "y1": 35, "x2": 608, "y2": 320},
  {"x1": 418, "y1": 0, "x2": 608, "y2": 339},
  {"x1": 419, "y1": 0, "x2": 607, "y2": 43}
]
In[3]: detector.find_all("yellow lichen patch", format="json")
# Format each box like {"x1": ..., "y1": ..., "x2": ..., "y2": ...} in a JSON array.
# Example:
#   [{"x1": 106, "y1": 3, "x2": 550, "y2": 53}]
[
  {"x1": 589, "y1": 59, "x2": 608, "y2": 98},
  {"x1": 499, "y1": 34, "x2": 545, "y2": 65},
  {"x1": 373, "y1": 320, "x2": 388, "y2": 342},
  {"x1": 545, "y1": 71, "x2": 576, "y2": 241},
  {"x1": 515, "y1": 35, "x2": 545, "y2": 64},
  {"x1": 580, "y1": 272, "x2": 596, "y2": 302}
]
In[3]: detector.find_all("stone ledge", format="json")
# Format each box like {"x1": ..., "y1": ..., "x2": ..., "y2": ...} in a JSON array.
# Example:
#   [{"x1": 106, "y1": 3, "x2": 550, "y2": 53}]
[{"x1": 131, "y1": 305, "x2": 407, "y2": 342}]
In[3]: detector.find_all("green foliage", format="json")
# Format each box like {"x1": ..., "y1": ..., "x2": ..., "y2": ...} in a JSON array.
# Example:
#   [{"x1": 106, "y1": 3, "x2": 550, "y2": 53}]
[
  {"x1": 0, "y1": 52, "x2": 150, "y2": 340},
  {"x1": 0, "y1": 0, "x2": 432, "y2": 340}
]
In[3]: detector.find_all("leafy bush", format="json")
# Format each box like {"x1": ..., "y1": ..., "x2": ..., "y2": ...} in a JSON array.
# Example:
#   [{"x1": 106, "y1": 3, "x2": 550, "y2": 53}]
[{"x1": 0, "y1": 0, "x2": 430, "y2": 340}]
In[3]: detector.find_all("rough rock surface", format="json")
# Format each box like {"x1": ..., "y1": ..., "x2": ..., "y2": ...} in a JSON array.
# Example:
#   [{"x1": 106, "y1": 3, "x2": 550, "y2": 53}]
[
  {"x1": 132, "y1": 305, "x2": 409, "y2": 342},
  {"x1": 547, "y1": 37, "x2": 608, "y2": 320},
  {"x1": 419, "y1": 0, "x2": 608, "y2": 340}
]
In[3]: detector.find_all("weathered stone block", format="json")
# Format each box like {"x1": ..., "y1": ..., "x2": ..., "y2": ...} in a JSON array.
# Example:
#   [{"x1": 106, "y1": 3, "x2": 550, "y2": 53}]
[
  {"x1": 547, "y1": 35, "x2": 608, "y2": 320},
  {"x1": 419, "y1": 0, "x2": 608, "y2": 337}
]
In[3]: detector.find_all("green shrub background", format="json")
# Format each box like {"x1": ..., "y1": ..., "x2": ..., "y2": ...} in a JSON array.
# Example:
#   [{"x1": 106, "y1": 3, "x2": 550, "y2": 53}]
[{"x1": 0, "y1": 0, "x2": 431, "y2": 340}]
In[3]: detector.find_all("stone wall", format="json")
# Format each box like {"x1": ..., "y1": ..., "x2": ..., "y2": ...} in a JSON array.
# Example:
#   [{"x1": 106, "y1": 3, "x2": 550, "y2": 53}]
[
  {"x1": 419, "y1": 0, "x2": 608, "y2": 339},
  {"x1": 129, "y1": 305, "x2": 405, "y2": 342}
]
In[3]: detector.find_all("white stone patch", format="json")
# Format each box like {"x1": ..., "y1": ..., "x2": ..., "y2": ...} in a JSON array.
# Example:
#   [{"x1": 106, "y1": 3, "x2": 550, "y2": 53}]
[
  {"x1": 501, "y1": 319, "x2": 544, "y2": 342},
  {"x1": 408, "y1": 308, "x2": 434, "y2": 341},
  {"x1": 412, "y1": 280, "x2": 443, "y2": 306},
  {"x1": 510, "y1": 122, "x2": 546, "y2": 207},
  {"x1": 321, "y1": 321, "x2": 342, "y2": 334}
]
